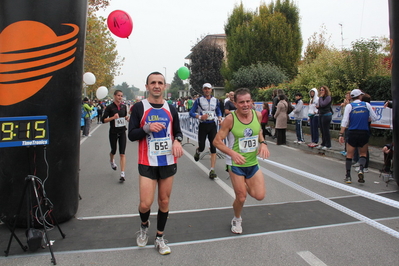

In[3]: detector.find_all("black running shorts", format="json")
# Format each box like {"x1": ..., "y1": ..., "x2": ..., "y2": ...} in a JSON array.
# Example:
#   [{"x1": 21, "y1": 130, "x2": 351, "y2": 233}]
[
  {"x1": 139, "y1": 164, "x2": 177, "y2": 180},
  {"x1": 347, "y1": 130, "x2": 369, "y2": 148}
]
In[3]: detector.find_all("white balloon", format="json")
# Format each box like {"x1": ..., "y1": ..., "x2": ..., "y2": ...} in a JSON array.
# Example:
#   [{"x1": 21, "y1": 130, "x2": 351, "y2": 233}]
[
  {"x1": 83, "y1": 72, "x2": 96, "y2": 85},
  {"x1": 96, "y1": 86, "x2": 108, "y2": 99}
]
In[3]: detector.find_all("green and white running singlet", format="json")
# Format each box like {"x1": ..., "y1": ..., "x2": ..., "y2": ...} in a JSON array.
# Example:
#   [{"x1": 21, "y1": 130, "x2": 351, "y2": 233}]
[{"x1": 230, "y1": 110, "x2": 260, "y2": 167}]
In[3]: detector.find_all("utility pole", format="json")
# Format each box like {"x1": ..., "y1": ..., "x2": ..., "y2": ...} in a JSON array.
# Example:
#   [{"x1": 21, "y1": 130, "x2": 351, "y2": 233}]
[{"x1": 163, "y1": 67, "x2": 167, "y2": 99}]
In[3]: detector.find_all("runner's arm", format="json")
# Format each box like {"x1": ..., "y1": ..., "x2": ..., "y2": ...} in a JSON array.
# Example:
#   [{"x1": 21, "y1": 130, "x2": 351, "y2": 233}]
[{"x1": 128, "y1": 102, "x2": 147, "y2": 141}]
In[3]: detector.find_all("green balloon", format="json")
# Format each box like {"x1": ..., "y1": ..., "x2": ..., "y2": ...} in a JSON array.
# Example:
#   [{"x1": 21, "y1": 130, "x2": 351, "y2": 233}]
[{"x1": 177, "y1": 66, "x2": 190, "y2": 80}]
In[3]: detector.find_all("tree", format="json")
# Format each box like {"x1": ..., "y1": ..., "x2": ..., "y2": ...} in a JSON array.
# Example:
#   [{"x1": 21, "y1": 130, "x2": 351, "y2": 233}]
[
  {"x1": 230, "y1": 62, "x2": 288, "y2": 97},
  {"x1": 84, "y1": 1, "x2": 124, "y2": 97},
  {"x1": 169, "y1": 71, "x2": 185, "y2": 99},
  {"x1": 223, "y1": 0, "x2": 302, "y2": 82},
  {"x1": 303, "y1": 25, "x2": 331, "y2": 65},
  {"x1": 188, "y1": 39, "x2": 225, "y2": 94}
]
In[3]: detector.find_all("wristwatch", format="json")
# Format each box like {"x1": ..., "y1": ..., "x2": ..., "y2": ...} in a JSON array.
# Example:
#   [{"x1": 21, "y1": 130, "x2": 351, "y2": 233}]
[
  {"x1": 176, "y1": 136, "x2": 183, "y2": 143},
  {"x1": 259, "y1": 140, "x2": 267, "y2": 145}
]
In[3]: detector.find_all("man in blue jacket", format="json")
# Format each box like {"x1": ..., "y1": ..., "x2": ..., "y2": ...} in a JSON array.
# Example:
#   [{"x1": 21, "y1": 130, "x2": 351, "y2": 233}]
[{"x1": 189, "y1": 83, "x2": 222, "y2": 179}]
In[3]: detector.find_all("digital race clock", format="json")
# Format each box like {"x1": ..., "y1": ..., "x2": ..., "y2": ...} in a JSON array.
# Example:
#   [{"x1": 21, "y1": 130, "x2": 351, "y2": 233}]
[{"x1": 0, "y1": 116, "x2": 49, "y2": 148}]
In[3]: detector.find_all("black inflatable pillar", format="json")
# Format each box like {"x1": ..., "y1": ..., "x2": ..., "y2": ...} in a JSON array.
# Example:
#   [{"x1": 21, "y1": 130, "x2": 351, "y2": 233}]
[{"x1": 0, "y1": 0, "x2": 88, "y2": 224}]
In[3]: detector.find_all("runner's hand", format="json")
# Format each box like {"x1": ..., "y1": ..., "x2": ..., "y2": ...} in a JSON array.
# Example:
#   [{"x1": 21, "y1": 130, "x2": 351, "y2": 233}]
[
  {"x1": 172, "y1": 141, "x2": 183, "y2": 158},
  {"x1": 149, "y1": 122, "x2": 166, "y2": 133},
  {"x1": 257, "y1": 144, "x2": 270, "y2": 160},
  {"x1": 231, "y1": 152, "x2": 246, "y2": 165}
]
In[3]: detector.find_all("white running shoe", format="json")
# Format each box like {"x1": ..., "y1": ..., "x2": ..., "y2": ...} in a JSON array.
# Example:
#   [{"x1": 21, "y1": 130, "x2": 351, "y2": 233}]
[
  {"x1": 110, "y1": 162, "x2": 117, "y2": 171},
  {"x1": 355, "y1": 167, "x2": 369, "y2": 173},
  {"x1": 231, "y1": 217, "x2": 242, "y2": 234},
  {"x1": 316, "y1": 145, "x2": 323, "y2": 149},
  {"x1": 136, "y1": 221, "x2": 150, "y2": 247},
  {"x1": 154, "y1": 235, "x2": 171, "y2": 255},
  {"x1": 297, "y1": 141, "x2": 305, "y2": 144}
]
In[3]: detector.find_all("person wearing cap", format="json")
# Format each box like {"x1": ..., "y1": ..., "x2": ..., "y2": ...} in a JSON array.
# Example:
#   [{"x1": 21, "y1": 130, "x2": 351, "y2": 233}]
[
  {"x1": 82, "y1": 97, "x2": 94, "y2": 137},
  {"x1": 338, "y1": 89, "x2": 377, "y2": 184},
  {"x1": 189, "y1": 83, "x2": 223, "y2": 179}
]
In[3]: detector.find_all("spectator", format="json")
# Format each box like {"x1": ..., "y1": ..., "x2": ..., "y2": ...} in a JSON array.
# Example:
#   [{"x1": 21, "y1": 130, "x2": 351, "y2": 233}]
[
  {"x1": 307, "y1": 88, "x2": 319, "y2": 148},
  {"x1": 293, "y1": 92, "x2": 305, "y2": 144},
  {"x1": 274, "y1": 94, "x2": 288, "y2": 145},
  {"x1": 261, "y1": 102, "x2": 272, "y2": 138},
  {"x1": 82, "y1": 97, "x2": 94, "y2": 137},
  {"x1": 316, "y1": 86, "x2": 333, "y2": 150},
  {"x1": 224, "y1": 91, "x2": 237, "y2": 116},
  {"x1": 340, "y1": 91, "x2": 352, "y2": 156}
]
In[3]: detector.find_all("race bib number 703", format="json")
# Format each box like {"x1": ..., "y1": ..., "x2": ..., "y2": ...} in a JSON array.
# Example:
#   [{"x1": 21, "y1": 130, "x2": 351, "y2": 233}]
[{"x1": 238, "y1": 136, "x2": 258, "y2": 153}]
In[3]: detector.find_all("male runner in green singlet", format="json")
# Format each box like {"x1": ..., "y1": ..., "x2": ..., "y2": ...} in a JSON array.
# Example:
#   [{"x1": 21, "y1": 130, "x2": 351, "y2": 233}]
[{"x1": 213, "y1": 88, "x2": 270, "y2": 234}]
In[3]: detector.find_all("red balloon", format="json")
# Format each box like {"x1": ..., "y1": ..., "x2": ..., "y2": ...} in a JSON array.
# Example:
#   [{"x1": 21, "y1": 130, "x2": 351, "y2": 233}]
[{"x1": 107, "y1": 10, "x2": 133, "y2": 38}]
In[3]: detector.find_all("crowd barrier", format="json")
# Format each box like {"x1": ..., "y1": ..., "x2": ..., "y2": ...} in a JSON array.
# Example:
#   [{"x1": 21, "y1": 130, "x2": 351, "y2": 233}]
[
  {"x1": 178, "y1": 101, "x2": 392, "y2": 142},
  {"x1": 253, "y1": 101, "x2": 392, "y2": 130}
]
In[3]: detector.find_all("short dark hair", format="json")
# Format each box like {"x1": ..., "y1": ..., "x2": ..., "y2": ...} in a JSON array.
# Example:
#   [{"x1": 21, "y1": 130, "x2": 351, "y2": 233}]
[
  {"x1": 234, "y1": 88, "x2": 251, "y2": 102},
  {"x1": 114, "y1": 89, "x2": 123, "y2": 95},
  {"x1": 295, "y1": 92, "x2": 302, "y2": 97},
  {"x1": 146, "y1": 71, "x2": 165, "y2": 85}
]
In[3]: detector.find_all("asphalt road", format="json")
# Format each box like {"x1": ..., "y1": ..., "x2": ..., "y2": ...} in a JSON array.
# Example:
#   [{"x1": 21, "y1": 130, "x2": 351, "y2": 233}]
[{"x1": 1, "y1": 122, "x2": 399, "y2": 266}]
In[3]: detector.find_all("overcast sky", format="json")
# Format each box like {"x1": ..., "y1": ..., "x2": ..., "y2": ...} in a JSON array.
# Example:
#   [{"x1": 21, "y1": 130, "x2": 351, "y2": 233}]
[{"x1": 96, "y1": 0, "x2": 390, "y2": 91}]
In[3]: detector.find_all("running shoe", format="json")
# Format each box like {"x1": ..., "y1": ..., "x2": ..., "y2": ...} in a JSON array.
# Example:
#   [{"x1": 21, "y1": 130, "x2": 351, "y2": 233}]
[
  {"x1": 307, "y1": 143, "x2": 317, "y2": 148},
  {"x1": 340, "y1": 151, "x2": 347, "y2": 156},
  {"x1": 352, "y1": 162, "x2": 360, "y2": 167},
  {"x1": 194, "y1": 148, "x2": 200, "y2": 162},
  {"x1": 297, "y1": 141, "x2": 305, "y2": 144},
  {"x1": 293, "y1": 140, "x2": 298, "y2": 144},
  {"x1": 111, "y1": 162, "x2": 117, "y2": 171},
  {"x1": 136, "y1": 221, "x2": 150, "y2": 247},
  {"x1": 231, "y1": 217, "x2": 242, "y2": 234},
  {"x1": 321, "y1": 146, "x2": 330, "y2": 151},
  {"x1": 154, "y1": 235, "x2": 171, "y2": 255},
  {"x1": 316, "y1": 145, "x2": 323, "y2": 149},
  {"x1": 357, "y1": 169, "x2": 365, "y2": 183},
  {"x1": 119, "y1": 172, "x2": 125, "y2": 182},
  {"x1": 209, "y1": 170, "x2": 217, "y2": 180},
  {"x1": 355, "y1": 167, "x2": 368, "y2": 173},
  {"x1": 344, "y1": 176, "x2": 352, "y2": 184}
]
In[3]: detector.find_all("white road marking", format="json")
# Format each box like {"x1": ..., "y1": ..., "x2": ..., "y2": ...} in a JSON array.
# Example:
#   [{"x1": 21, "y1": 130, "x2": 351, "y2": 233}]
[
  {"x1": 260, "y1": 157, "x2": 399, "y2": 210},
  {"x1": 297, "y1": 251, "x2": 328, "y2": 266},
  {"x1": 4, "y1": 217, "x2": 398, "y2": 259},
  {"x1": 80, "y1": 124, "x2": 101, "y2": 145},
  {"x1": 182, "y1": 149, "x2": 236, "y2": 198},
  {"x1": 260, "y1": 165, "x2": 399, "y2": 239}
]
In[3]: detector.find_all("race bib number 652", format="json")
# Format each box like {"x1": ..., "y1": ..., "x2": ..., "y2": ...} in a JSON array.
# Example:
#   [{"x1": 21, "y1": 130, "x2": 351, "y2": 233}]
[{"x1": 149, "y1": 137, "x2": 172, "y2": 156}]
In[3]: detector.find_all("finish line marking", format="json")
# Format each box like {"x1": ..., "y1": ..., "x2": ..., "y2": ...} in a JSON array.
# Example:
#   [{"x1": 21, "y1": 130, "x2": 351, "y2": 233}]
[{"x1": 4, "y1": 217, "x2": 398, "y2": 260}]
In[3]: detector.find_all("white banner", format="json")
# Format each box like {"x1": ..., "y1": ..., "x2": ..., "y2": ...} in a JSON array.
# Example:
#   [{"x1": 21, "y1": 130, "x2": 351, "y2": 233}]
[
  {"x1": 178, "y1": 112, "x2": 200, "y2": 142},
  {"x1": 253, "y1": 101, "x2": 392, "y2": 130}
]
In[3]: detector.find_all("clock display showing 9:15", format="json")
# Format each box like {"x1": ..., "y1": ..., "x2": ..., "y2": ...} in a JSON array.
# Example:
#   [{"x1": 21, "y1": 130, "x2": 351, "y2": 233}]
[{"x1": 0, "y1": 116, "x2": 49, "y2": 148}]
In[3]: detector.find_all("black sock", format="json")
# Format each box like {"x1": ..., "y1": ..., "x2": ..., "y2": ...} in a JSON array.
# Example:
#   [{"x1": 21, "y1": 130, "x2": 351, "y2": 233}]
[
  {"x1": 157, "y1": 209, "x2": 169, "y2": 233},
  {"x1": 139, "y1": 209, "x2": 151, "y2": 226},
  {"x1": 346, "y1": 158, "x2": 352, "y2": 176}
]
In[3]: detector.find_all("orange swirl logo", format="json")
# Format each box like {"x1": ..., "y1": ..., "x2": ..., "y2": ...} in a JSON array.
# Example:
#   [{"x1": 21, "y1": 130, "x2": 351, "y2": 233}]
[{"x1": 0, "y1": 21, "x2": 79, "y2": 106}]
